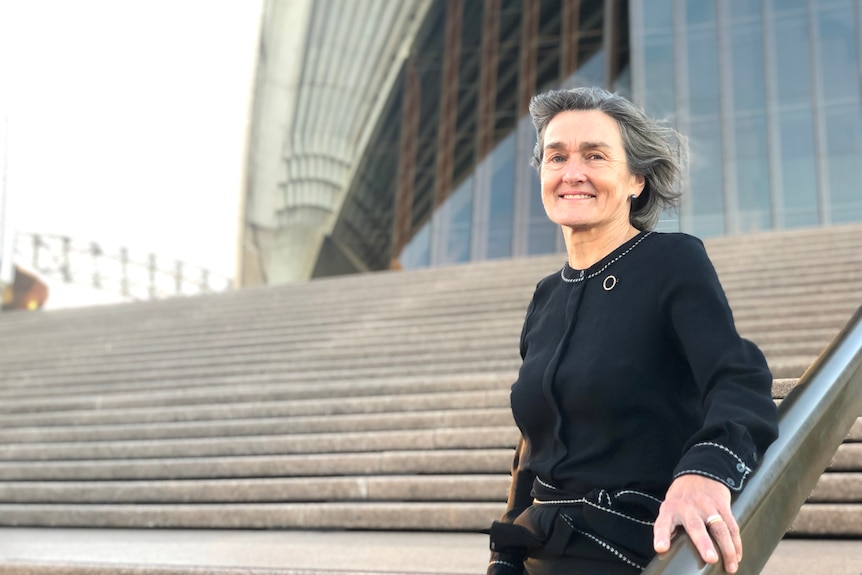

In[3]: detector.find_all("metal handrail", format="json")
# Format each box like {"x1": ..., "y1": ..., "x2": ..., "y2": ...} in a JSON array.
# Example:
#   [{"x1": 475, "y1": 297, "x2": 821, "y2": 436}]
[
  {"x1": 643, "y1": 305, "x2": 862, "y2": 575},
  {"x1": 11, "y1": 232, "x2": 232, "y2": 302}
]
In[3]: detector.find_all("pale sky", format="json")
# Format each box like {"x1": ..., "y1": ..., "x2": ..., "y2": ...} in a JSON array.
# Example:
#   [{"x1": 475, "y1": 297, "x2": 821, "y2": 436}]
[{"x1": 0, "y1": 0, "x2": 263, "y2": 308}]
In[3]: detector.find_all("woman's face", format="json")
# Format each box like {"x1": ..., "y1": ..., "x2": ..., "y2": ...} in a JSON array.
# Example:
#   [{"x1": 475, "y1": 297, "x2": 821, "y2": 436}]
[{"x1": 539, "y1": 109, "x2": 645, "y2": 234}]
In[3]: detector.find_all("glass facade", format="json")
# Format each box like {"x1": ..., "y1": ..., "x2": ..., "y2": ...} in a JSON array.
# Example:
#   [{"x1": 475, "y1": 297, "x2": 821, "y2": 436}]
[
  {"x1": 630, "y1": 0, "x2": 862, "y2": 236},
  {"x1": 484, "y1": 132, "x2": 516, "y2": 259},
  {"x1": 327, "y1": 0, "x2": 862, "y2": 275}
]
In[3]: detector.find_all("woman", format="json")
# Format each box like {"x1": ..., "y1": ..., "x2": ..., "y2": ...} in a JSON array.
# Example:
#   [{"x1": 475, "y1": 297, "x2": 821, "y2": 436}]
[{"x1": 486, "y1": 87, "x2": 778, "y2": 575}]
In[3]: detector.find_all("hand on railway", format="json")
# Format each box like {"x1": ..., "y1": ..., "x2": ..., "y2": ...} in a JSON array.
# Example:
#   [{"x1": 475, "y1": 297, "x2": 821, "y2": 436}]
[{"x1": 653, "y1": 474, "x2": 742, "y2": 573}]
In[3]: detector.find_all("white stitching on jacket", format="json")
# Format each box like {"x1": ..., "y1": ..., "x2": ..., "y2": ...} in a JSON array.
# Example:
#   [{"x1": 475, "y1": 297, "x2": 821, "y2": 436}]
[
  {"x1": 536, "y1": 476, "x2": 559, "y2": 490},
  {"x1": 533, "y1": 496, "x2": 655, "y2": 526},
  {"x1": 692, "y1": 441, "x2": 752, "y2": 472},
  {"x1": 616, "y1": 489, "x2": 664, "y2": 504},
  {"x1": 561, "y1": 231, "x2": 654, "y2": 283},
  {"x1": 581, "y1": 498, "x2": 655, "y2": 526},
  {"x1": 560, "y1": 514, "x2": 646, "y2": 570},
  {"x1": 533, "y1": 496, "x2": 587, "y2": 506},
  {"x1": 673, "y1": 468, "x2": 748, "y2": 491}
]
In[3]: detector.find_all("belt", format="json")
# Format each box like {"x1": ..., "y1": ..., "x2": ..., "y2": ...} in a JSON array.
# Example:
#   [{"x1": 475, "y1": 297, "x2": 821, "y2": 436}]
[{"x1": 490, "y1": 482, "x2": 662, "y2": 565}]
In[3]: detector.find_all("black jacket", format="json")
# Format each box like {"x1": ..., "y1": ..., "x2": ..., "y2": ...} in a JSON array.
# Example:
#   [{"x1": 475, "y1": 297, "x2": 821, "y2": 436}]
[{"x1": 488, "y1": 231, "x2": 779, "y2": 573}]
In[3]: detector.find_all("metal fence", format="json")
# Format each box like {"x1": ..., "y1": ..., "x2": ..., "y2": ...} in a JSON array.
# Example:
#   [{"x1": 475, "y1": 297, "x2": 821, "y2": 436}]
[{"x1": 13, "y1": 232, "x2": 232, "y2": 302}]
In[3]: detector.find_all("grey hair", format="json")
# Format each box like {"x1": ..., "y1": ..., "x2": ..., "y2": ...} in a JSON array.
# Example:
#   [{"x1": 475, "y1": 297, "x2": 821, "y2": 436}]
[{"x1": 529, "y1": 87, "x2": 688, "y2": 231}]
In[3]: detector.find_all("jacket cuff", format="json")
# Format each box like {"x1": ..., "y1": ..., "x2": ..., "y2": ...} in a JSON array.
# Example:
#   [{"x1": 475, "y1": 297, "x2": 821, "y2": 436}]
[
  {"x1": 487, "y1": 552, "x2": 524, "y2": 575},
  {"x1": 672, "y1": 441, "x2": 754, "y2": 492}
]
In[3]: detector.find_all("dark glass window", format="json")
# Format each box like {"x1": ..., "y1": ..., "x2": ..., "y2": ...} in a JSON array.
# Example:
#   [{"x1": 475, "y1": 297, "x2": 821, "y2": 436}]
[
  {"x1": 642, "y1": 0, "x2": 674, "y2": 28},
  {"x1": 487, "y1": 133, "x2": 516, "y2": 259},
  {"x1": 654, "y1": 207, "x2": 682, "y2": 232},
  {"x1": 688, "y1": 118, "x2": 725, "y2": 237},
  {"x1": 779, "y1": 109, "x2": 819, "y2": 228},
  {"x1": 495, "y1": 0, "x2": 521, "y2": 141},
  {"x1": 440, "y1": 175, "x2": 473, "y2": 265},
  {"x1": 570, "y1": 0, "x2": 606, "y2": 87},
  {"x1": 526, "y1": 167, "x2": 558, "y2": 255},
  {"x1": 400, "y1": 222, "x2": 431, "y2": 270},
  {"x1": 817, "y1": 1, "x2": 862, "y2": 223},
  {"x1": 773, "y1": 6, "x2": 812, "y2": 106},
  {"x1": 642, "y1": 39, "x2": 675, "y2": 119},
  {"x1": 826, "y1": 104, "x2": 862, "y2": 223},
  {"x1": 576, "y1": 50, "x2": 606, "y2": 88},
  {"x1": 536, "y1": 0, "x2": 562, "y2": 91},
  {"x1": 817, "y1": 1, "x2": 858, "y2": 102},
  {"x1": 729, "y1": 7, "x2": 766, "y2": 113},
  {"x1": 727, "y1": 0, "x2": 761, "y2": 19},
  {"x1": 776, "y1": 0, "x2": 807, "y2": 10},
  {"x1": 686, "y1": 1, "x2": 720, "y2": 118},
  {"x1": 686, "y1": 0, "x2": 715, "y2": 25},
  {"x1": 636, "y1": 0, "x2": 675, "y2": 119},
  {"x1": 520, "y1": 117, "x2": 557, "y2": 255},
  {"x1": 409, "y1": 4, "x2": 446, "y2": 234},
  {"x1": 735, "y1": 114, "x2": 771, "y2": 232},
  {"x1": 728, "y1": 4, "x2": 770, "y2": 232}
]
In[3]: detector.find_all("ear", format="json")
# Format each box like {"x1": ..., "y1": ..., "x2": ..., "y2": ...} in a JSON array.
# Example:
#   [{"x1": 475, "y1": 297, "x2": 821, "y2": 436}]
[{"x1": 633, "y1": 174, "x2": 646, "y2": 194}]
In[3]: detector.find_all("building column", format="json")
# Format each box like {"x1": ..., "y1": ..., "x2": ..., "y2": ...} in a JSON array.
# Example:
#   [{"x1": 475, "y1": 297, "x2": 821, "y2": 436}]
[
  {"x1": 761, "y1": 0, "x2": 784, "y2": 229},
  {"x1": 513, "y1": 0, "x2": 540, "y2": 257},
  {"x1": 430, "y1": 0, "x2": 463, "y2": 264},
  {"x1": 807, "y1": 0, "x2": 830, "y2": 225},
  {"x1": 477, "y1": 0, "x2": 500, "y2": 160},
  {"x1": 238, "y1": 0, "x2": 314, "y2": 286},
  {"x1": 716, "y1": 0, "x2": 740, "y2": 234},
  {"x1": 392, "y1": 57, "x2": 420, "y2": 267},
  {"x1": 518, "y1": 0, "x2": 539, "y2": 115},
  {"x1": 857, "y1": 1, "x2": 862, "y2": 121},
  {"x1": 471, "y1": 0, "x2": 501, "y2": 261},
  {"x1": 561, "y1": 0, "x2": 581, "y2": 82},
  {"x1": 672, "y1": 0, "x2": 693, "y2": 232},
  {"x1": 603, "y1": 0, "x2": 619, "y2": 88}
]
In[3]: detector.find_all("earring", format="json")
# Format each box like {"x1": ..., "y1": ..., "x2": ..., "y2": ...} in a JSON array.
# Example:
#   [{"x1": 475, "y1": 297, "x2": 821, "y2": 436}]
[{"x1": 630, "y1": 194, "x2": 638, "y2": 200}]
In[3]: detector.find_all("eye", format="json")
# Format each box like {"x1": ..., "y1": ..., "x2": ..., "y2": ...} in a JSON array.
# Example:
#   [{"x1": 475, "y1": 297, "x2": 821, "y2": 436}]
[
  {"x1": 586, "y1": 152, "x2": 604, "y2": 161},
  {"x1": 547, "y1": 154, "x2": 566, "y2": 164}
]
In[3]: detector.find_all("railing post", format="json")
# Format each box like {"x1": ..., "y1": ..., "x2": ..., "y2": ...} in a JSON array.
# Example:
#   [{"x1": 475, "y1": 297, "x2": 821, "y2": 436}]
[
  {"x1": 120, "y1": 247, "x2": 129, "y2": 297},
  {"x1": 61, "y1": 236, "x2": 71, "y2": 282},
  {"x1": 31, "y1": 234, "x2": 41, "y2": 270},
  {"x1": 90, "y1": 241, "x2": 103, "y2": 289},
  {"x1": 643, "y1": 306, "x2": 862, "y2": 574},
  {"x1": 148, "y1": 253, "x2": 157, "y2": 299},
  {"x1": 174, "y1": 260, "x2": 183, "y2": 295},
  {"x1": 12, "y1": 232, "x2": 231, "y2": 303}
]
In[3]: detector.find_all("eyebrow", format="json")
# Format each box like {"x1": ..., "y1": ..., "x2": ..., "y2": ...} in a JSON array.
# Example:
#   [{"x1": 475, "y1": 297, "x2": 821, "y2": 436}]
[{"x1": 544, "y1": 140, "x2": 612, "y2": 152}]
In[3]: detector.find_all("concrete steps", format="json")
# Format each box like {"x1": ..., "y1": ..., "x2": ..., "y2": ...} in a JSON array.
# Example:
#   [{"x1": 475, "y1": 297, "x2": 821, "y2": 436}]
[
  {"x1": 0, "y1": 530, "x2": 860, "y2": 575},
  {"x1": 0, "y1": 223, "x2": 860, "y2": 548},
  {"x1": 0, "y1": 469, "x2": 856, "y2": 506}
]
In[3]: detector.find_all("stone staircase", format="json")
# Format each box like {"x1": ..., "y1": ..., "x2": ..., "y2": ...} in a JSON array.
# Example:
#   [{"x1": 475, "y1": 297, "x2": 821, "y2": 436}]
[{"x1": 0, "y1": 224, "x2": 860, "y2": 545}]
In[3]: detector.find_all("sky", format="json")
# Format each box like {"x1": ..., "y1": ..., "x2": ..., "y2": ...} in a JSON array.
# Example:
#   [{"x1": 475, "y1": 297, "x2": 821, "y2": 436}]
[{"x1": 0, "y1": 0, "x2": 263, "y2": 308}]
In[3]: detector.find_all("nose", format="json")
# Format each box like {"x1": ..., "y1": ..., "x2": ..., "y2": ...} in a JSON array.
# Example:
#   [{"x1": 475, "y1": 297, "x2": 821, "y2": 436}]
[{"x1": 561, "y1": 158, "x2": 586, "y2": 184}]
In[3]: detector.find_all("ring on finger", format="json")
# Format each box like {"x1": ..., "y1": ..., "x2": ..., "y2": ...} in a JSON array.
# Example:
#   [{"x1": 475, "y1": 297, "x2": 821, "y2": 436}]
[{"x1": 705, "y1": 514, "x2": 723, "y2": 527}]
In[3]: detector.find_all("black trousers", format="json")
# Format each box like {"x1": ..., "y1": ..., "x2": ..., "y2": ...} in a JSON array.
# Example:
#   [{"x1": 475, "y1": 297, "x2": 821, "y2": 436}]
[
  {"x1": 491, "y1": 488, "x2": 659, "y2": 574},
  {"x1": 524, "y1": 554, "x2": 642, "y2": 575}
]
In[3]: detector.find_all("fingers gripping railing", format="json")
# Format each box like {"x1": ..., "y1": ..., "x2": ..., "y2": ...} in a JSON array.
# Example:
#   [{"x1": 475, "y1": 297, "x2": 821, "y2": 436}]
[{"x1": 643, "y1": 306, "x2": 862, "y2": 575}]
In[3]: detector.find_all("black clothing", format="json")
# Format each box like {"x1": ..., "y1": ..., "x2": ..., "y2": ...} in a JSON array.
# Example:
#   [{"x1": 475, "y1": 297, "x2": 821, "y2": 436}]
[
  {"x1": 525, "y1": 552, "x2": 641, "y2": 575},
  {"x1": 487, "y1": 231, "x2": 779, "y2": 573}
]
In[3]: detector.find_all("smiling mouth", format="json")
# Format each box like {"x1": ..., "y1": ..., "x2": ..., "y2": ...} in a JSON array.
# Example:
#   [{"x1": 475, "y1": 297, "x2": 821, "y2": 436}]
[{"x1": 560, "y1": 193, "x2": 595, "y2": 199}]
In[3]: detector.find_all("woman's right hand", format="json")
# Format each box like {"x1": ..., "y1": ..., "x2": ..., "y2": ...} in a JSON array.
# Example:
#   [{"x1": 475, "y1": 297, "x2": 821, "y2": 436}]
[{"x1": 653, "y1": 474, "x2": 742, "y2": 573}]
